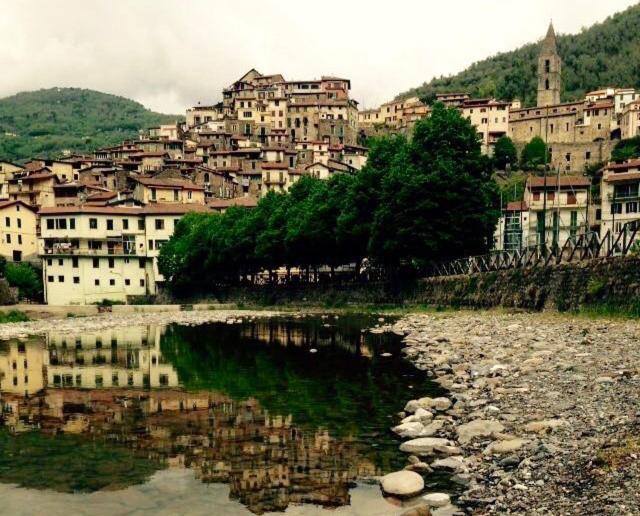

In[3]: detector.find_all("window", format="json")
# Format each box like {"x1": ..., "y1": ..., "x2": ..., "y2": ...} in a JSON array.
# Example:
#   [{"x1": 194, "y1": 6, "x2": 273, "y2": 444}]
[
  {"x1": 188, "y1": 191, "x2": 192, "y2": 200},
  {"x1": 93, "y1": 258, "x2": 99, "y2": 268},
  {"x1": 106, "y1": 219, "x2": 114, "y2": 230},
  {"x1": 4, "y1": 217, "x2": 9, "y2": 227},
  {"x1": 173, "y1": 189, "x2": 179, "y2": 201},
  {"x1": 57, "y1": 218, "x2": 67, "y2": 230},
  {"x1": 611, "y1": 203, "x2": 622, "y2": 214},
  {"x1": 16, "y1": 218, "x2": 21, "y2": 229},
  {"x1": 73, "y1": 276, "x2": 80, "y2": 284},
  {"x1": 151, "y1": 188, "x2": 157, "y2": 201},
  {"x1": 138, "y1": 219, "x2": 145, "y2": 230},
  {"x1": 148, "y1": 239, "x2": 153, "y2": 250},
  {"x1": 47, "y1": 275, "x2": 54, "y2": 283},
  {"x1": 140, "y1": 279, "x2": 145, "y2": 287},
  {"x1": 47, "y1": 258, "x2": 52, "y2": 266},
  {"x1": 112, "y1": 374, "x2": 119, "y2": 387},
  {"x1": 58, "y1": 275, "x2": 64, "y2": 283},
  {"x1": 72, "y1": 257, "x2": 78, "y2": 268},
  {"x1": 533, "y1": 192, "x2": 540, "y2": 201},
  {"x1": 108, "y1": 257, "x2": 114, "y2": 268},
  {"x1": 123, "y1": 219, "x2": 129, "y2": 230},
  {"x1": 17, "y1": 235, "x2": 22, "y2": 245},
  {"x1": 94, "y1": 279, "x2": 100, "y2": 286},
  {"x1": 58, "y1": 258, "x2": 63, "y2": 266},
  {"x1": 547, "y1": 192, "x2": 555, "y2": 201},
  {"x1": 545, "y1": 79, "x2": 550, "y2": 90},
  {"x1": 155, "y1": 219, "x2": 164, "y2": 230},
  {"x1": 139, "y1": 258, "x2": 145, "y2": 268},
  {"x1": 89, "y1": 218, "x2": 98, "y2": 229},
  {"x1": 69, "y1": 218, "x2": 75, "y2": 230},
  {"x1": 46, "y1": 219, "x2": 54, "y2": 230},
  {"x1": 626, "y1": 202, "x2": 638, "y2": 214},
  {"x1": 109, "y1": 279, "x2": 115, "y2": 286},
  {"x1": 567, "y1": 193, "x2": 577, "y2": 205},
  {"x1": 585, "y1": 151, "x2": 591, "y2": 160},
  {"x1": 125, "y1": 279, "x2": 131, "y2": 286},
  {"x1": 6, "y1": 234, "x2": 10, "y2": 244}
]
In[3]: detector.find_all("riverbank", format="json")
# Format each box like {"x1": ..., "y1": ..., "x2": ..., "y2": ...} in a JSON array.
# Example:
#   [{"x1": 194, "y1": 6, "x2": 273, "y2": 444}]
[{"x1": 391, "y1": 311, "x2": 640, "y2": 515}]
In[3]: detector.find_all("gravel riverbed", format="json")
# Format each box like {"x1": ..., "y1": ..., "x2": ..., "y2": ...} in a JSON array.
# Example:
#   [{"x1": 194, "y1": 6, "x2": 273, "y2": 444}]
[{"x1": 390, "y1": 312, "x2": 640, "y2": 515}]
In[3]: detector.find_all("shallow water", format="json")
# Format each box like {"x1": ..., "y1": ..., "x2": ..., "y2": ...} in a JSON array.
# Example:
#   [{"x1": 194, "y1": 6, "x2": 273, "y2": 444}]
[{"x1": 0, "y1": 314, "x2": 448, "y2": 515}]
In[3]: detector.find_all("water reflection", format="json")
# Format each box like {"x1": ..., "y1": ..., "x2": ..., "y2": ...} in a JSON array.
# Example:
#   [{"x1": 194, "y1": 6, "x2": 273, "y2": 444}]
[{"x1": 0, "y1": 317, "x2": 440, "y2": 514}]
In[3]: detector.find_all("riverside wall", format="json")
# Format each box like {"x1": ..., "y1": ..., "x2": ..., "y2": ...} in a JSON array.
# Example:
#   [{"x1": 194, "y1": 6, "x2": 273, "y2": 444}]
[{"x1": 416, "y1": 256, "x2": 640, "y2": 312}]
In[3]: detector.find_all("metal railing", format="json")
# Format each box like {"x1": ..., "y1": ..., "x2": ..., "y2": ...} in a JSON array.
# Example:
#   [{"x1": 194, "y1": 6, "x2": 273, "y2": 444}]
[{"x1": 430, "y1": 219, "x2": 640, "y2": 277}]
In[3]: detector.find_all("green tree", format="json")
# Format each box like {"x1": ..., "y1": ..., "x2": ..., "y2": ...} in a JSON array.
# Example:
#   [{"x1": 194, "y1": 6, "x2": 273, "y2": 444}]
[
  {"x1": 612, "y1": 136, "x2": 640, "y2": 162},
  {"x1": 369, "y1": 103, "x2": 499, "y2": 269},
  {"x1": 5, "y1": 263, "x2": 43, "y2": 301},
  {"x1": 493, "y1": 136, "x2": 518, "y2": 170},
  {"x1": 520, "y1": 136, "x2": 547, "y2": 169}
]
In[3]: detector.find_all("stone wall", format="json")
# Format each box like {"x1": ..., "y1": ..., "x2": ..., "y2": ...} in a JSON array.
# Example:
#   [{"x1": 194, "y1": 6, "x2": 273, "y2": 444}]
[
  {"x1": 514, "y1": 140, "x2": 614, "y2": 173},
  {"x1": 416, "y1": 256, "x2": 640, "y2": 312}
]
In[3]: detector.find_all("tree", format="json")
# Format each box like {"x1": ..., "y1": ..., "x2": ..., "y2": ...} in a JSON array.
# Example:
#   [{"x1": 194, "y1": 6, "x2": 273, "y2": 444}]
[
  {"x1": 369, "y1": 103, "x2": 499, "y2": 269},
  {"x1": 520, "y1": 136, "x2": 547, "y2": 169},
  {"x1": 493, "y1": 136, "x2": 518, "y2": 170},
  {"x1": 612, "y1": 136, "x2": 640, "y2": 162},
  {"x1": 5, "y1": 263, "x2": 43, "y2": 301}
]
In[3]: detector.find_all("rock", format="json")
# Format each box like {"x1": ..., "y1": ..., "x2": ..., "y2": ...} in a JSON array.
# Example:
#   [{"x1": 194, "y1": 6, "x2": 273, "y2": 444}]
[
  {"x1": 524, "y1": 419, "x2": 567, "y2": 433},
  {"x1": 420, "y1": 420, "x2": 445, "y2": 437},
  {"x1": 393, "y1": 421, "x2": 425, "y2": 438},
  {"x1": 416, "y1": 396, "x2": 452, "y2": 411},
  {"x1": 400, "y1": 437, "x2": 454, "y2": 455},
  {"x1": 422, "y1": 493, "x2": 451, "y2": 508},
  {"x1": 380, "y1": 470, "x2": 424, "y2": 498},
  {"x1": 484, "y1": 438, "x2": 528, "y2": 455},
  {"x1": 401, "y1": 506, "x2": 432, "y2": 516},
  {"x1": 431, "y1": 456, "x2": 465, "y2": 472},
  {"x1": 456, "y1": 419, "x2": 505, "y2": 444}
]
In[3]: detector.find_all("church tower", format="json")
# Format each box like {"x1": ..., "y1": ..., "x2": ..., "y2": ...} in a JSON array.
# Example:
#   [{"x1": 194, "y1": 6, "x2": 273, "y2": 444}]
[{"x1": 537, "y1": 22, "x2": 561, "y2": 107}]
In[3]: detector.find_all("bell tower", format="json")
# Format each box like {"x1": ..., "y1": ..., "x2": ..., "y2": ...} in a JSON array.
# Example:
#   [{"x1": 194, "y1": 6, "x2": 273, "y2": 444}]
[{"x1": 537, "y1": 22, "x2": 561, "y2": 107}]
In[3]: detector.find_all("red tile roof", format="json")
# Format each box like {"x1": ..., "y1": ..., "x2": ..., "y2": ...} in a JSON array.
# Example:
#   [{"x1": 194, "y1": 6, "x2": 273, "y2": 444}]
[
  {"x1": 134, "y1": 176, "x2": 204, "y2": 191},
  {"x1": 207, "y1": 197, "x2": 258, "y2": 209},
  {"x1": 527, "y1": 175, "x2": 590, "y2": 189},
  {"x1": 505, "y1": 201, "x2": 528, "y2": 211}
]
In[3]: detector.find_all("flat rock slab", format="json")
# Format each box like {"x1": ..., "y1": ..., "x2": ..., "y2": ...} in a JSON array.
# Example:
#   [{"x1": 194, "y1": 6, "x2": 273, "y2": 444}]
[
  {"x1": 381, "y1": 470, "x2": 425, "y2": 498},
  {"x1": 457, "y1": 419, "x2": 505, "y2": 444},
  {"x1": 400, "y1": 437, "x2": 454, "y2": 455}
]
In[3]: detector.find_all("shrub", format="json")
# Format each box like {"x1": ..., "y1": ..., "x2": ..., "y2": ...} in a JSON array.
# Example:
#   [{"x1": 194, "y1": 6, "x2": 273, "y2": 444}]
[
  {"x1": 5, "y1": 263, "x2": 43, "y2": 301},
  {"x1": 0, "y1": 310, "x2": 30, "y2": 323}
]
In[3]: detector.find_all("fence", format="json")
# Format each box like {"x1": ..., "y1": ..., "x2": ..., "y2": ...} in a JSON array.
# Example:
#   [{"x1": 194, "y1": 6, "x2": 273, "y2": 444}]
[{"x1": 431, "y1": 219, "x2": 640, "y2": 277}]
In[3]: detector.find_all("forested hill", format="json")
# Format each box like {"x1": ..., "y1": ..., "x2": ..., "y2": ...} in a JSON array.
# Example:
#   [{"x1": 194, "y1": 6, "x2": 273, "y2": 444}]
[
  {"x1": 0, "y1": 88, "x2": 183, "y2": 162},
  {"x1": 397, "y1": 3, "x2": 640, "y2": 106}
]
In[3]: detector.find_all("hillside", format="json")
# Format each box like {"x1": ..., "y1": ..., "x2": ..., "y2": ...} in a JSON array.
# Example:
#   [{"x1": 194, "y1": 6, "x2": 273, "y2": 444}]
[
  {"x1": 398, "y1": 3, "x2": 640, "y2": 106},
  {"x1": 0, "y1": 88, "x2": 183, "y2": 162}
]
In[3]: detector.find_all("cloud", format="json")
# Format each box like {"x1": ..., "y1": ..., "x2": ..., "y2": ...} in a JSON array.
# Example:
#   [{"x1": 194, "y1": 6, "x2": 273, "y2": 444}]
[{"x1": 0, "y1": 0, "x2": 636, "y2": 113}]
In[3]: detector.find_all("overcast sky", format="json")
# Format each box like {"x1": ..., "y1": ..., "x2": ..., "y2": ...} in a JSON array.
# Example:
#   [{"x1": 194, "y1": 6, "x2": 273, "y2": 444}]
[{"x1": 1, "y1": 0, "x2": 637, "y2": 114}]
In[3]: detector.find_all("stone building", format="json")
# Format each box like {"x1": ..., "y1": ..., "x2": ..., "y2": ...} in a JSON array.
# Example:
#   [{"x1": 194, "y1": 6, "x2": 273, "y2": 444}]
[{"x1": 537, "y1": 23, "x2": 561, "y2": 107}]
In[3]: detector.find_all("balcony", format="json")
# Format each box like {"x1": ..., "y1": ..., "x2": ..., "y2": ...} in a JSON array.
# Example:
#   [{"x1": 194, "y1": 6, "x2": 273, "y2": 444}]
[
  {"x1": 607, "y1": 193, "x2": 640, "y2": 202},
  {"x1": 42, "y1": 246, "x2": 139, "y2": 257}
]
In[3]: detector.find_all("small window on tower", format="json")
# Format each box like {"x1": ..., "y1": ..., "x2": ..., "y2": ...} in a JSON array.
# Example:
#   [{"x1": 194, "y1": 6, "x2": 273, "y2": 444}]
[
  {"x1": 545, "y1": 59, "x2": 550, "y2": 73},
  {"x1": 545, "y1": 79, "x2": 550, "y2": 90}
]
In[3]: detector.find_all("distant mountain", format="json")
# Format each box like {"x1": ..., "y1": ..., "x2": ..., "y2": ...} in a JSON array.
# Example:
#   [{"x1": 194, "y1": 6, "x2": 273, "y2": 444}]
[
  {"x1": 397, "y1": 3, "x2": 640, "y2": 107},
  {"x1": 0, "y1": 88, "x2": 183, "y2": 162}
]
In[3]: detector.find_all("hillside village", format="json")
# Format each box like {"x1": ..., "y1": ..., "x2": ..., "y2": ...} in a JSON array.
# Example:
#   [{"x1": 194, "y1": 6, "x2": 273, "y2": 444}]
[{"x1": 0, "y1": 24, "x2": 638, "y2": 304}]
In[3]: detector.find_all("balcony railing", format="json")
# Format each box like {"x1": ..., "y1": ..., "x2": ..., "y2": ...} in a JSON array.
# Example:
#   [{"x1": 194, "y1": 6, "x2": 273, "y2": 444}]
[
  {"x1": 42, "y1": 246, "x2": 139, "y2": 256},
  {"x1": 607, "y1": 193, "x2": 640, "y2": 202}
]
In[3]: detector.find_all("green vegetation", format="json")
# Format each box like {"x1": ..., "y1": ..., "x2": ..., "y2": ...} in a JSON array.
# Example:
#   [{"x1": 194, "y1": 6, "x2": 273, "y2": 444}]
[
  {"x1": 0, "y1": 88, "x2": 183, "y2": 161},
  {"x1": 611, "y1": 136, "x2": 640, "y2": 162},
  {"x1": 520, "y1": 136, "x2": 548, "y2": 169},
  {"x1": 397, "y1": 4, "x2": 640, "y2": 106},
  {"x1": 492, "y1": 136, "x2": 518, "y2": 170},
  {"x1": 0, "y1": 429, "x2": 162, "y2": 492},
  {"x1": 159, "y1": 103, "x2": 499, "y2": 296},
  {"x1": 4, "y1": 262, "x2": 43, "y2": 301},
  {"x1": 0, "y1": 309, "x2": 29, "y2": 323}
]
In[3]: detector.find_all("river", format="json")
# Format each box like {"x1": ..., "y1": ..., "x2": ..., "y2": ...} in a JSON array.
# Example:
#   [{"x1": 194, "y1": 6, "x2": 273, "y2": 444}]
[{"x1": 0, "y1": 314, "x2": 449, "y2": 515}]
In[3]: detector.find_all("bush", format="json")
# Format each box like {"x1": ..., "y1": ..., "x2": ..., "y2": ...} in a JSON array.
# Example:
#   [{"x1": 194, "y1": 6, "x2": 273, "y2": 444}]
[
  {"x1": 92, "y1": 299, "x2": 125, "y2": 307},
  {"x1": 5, "y1": 263, "x2": 43, "y2": 301},
  {"x1": 0, "y1": 310, "x2": 30, "y2": 323}
]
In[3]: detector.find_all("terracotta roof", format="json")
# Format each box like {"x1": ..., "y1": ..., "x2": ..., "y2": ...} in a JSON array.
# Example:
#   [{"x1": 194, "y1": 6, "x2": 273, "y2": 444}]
[
  {"x1": 207, "y1": 197, "x2": 258, "y2": 209},
  {"x1": 40, "y1": 203, "x2": 209, "y2": 216},
  {"x1": 0, "y1": 200, "x2": 37, "y2": 212},
  {"x1": 505, "y1": 201, "x2": 528, "y2": 211},
  {"x1": 134, "y1": 176, "x2": 204, "y2": 191},
  {"x1": 527, "y1": 175, "x2": 590, "y2": 189},
  {"x1": 605, "y1": 159, "x2": 640, "y2": 172},
  {"x1": 261, "y1": 162, "x2": 288, "y2": 170},
  {"x1": 604, "y1": 172, "x2": 640, "y2": 183}
]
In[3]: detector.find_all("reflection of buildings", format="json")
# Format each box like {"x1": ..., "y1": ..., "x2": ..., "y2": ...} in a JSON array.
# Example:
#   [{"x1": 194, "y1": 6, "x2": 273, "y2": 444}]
[
  {"x1": 240, "y1": 320, "x2": 373, "y2": 357},
  {"x1": 0, "y1": 338, "x2": 45, "y2": 395},
  {"x1": 45, "y1": 326, "x2": 178, "y2": 389},
  {"x1": 0, "y1": 326, "x2": 379, "y2": 515}
]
